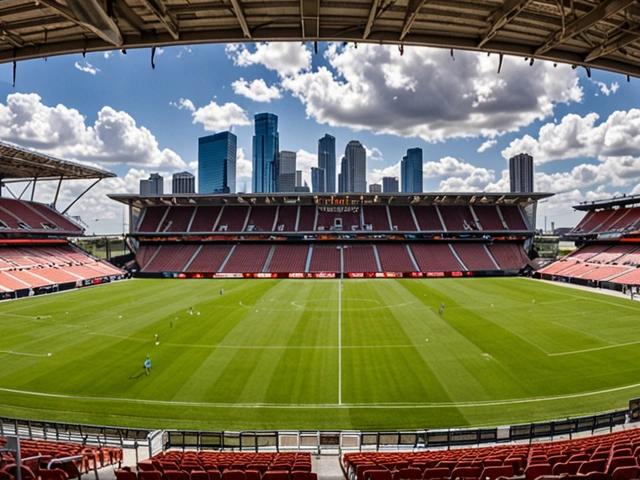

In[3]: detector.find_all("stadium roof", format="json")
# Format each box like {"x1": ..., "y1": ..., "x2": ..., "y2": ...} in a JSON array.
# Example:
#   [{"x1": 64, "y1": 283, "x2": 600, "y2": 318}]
[
  {"x1": 0, "y1": 141, "x2": 116, "y2": 182},
  {"x1": 2, "y1": 1, "x2": 640, "y2": 78},
  {"x1": 109, "y1": 192, "x2": 554, "y2": 208},
  {"x1": 573, "y1": 193, "x2": 640, "y2": 210}
]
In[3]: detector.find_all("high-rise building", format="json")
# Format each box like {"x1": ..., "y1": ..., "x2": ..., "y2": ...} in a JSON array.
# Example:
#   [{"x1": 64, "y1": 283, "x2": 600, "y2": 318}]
[
  {"x1": 198, "y1": 132, "x2": 237, "y2": 194},
  {"x1": 369, "y1": 183, "x2": 382, "y2": 193},
  {"x1": 252, "y1": 113, "x2": 279, "y2": 193},
  {"x1": 172, "y1": 172, "x2": 195, "y2": 194},
  {"x1": 140, "y1": 173, "x2": 163, "y2": 195},
  {"x1": 509, "y1": 153, "x2": 534, "y2": 193},
  {"x1": 339, "y1": 141, "x2": 367, "y2": 193},
  {"x1": 311, "y1": 167, "x2": 325, "y2": 193},
  {"x1": 382, "y1": 176, "x2": 399, "y2": 193},
  {"x1": 318, "y1": 134, "x2": 336, "y2": 192},
  {"x1": 277, "y1": 151, "x2": 296, "y2": 193},
  {"x1": 401, "y1": 147, "x2": 423, "y2": 193}
]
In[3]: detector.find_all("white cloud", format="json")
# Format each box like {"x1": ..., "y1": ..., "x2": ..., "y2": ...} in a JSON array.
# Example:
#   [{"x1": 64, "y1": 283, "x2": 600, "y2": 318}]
[
  {"x1": 502, "y1": 109, "x2": 640, "y2": 164},
  {"x1": 369, "y1": 161, "x2": 401, "y2": 186},
  {"x1": 295, "y1": 149, "x2": 317, "y2": 186},
  {"x1": 169, "y1": 98, "x2": 195, "y2": 112},
  {"x1": 103, "y1": 52, "x2": 112, "y2": 59},
  {"x1": 176, "y1": 46, "x2": 193, "y2": 58},
  {"x1": 236, "y1": 147, "x2": 252, "y2": 188},
  {"x1": 176, "y1": 100, "x2": 250, "y2": 131},
  {"x1": 231, "y1": 78, "x2": 281, "y2": 103},
  {"x1": 477, "y1": 139, "x2": 497, "y2": 153},
  {"x1": 225, "y1": 42, "x2": 312, "y2": 77},
  {"x1": 0, "y1": 93, "x2": 185, "y2": 169},
  {"x1": 74, "y1": 61, "x2": 100, "y2": 75},
  {"x1": 364, "y1": 145, "x2": 384, "y2": 162},
  {"x1": 281, "y1": 44, "x2": 582, "y2": 142},
  {"x1": 423, "y1": 156, "x2": 480, "y2": 178},
  {"x1": 592, "y1": 80, "x2": 619, "y2": 96}
]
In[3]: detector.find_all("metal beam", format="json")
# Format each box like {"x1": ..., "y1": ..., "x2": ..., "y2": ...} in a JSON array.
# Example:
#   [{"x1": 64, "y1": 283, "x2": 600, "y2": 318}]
[
  {"x1": 535, "y1": 0, "x2": 637, "y2": 56},
  {"x1": 0, "y1": 20, "x2": 25, "y2": 48},
  {"x1": 363, "y1": 0, "x2": 381, "y2": 40},
  {"x1": 400, "y1": 0, "x2": 429, "y2": 41},
  {"x1": 300, "y1": 0, "x2": 319, "y2": 38},
  {"x1": 585, "y1": 26, "x2": 640, "y2": 62},
  {"x1": 478, "y1": 0, "x2": 533, "y2": 49},
  {"x1": 112, "y1": 0, "x2": 145, "y2": 34},
  {"x1": 229, "y1": 0, "x2": 252, "y2": 39},
  {"x1": 139, "y1": 0, "x2": 179, "y2": 40}
]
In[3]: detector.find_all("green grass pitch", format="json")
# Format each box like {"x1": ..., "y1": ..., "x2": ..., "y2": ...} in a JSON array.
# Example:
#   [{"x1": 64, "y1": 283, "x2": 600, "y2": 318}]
[{"x1": 1, "y1": 277, "x2": 640, "y2": 431}]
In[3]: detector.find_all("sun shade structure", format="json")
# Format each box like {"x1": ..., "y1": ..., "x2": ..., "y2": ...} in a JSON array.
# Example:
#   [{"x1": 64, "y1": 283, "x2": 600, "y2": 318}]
[
  {"x1": 0, "y1": 140, "x2": 115, "y2": 214},
  {"x1": 1, "y1": 1, "x2": 640, "y2": 77}
]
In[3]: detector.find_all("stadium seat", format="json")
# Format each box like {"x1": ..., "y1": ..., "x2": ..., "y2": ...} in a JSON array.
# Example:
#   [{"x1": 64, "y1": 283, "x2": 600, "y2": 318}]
[
  {"x1": 553, "y1": 462, "x2": 583, "y2": 476},
  {"x1": 165, "y1": 470, "x2": 190, "y2": 480},
  {"x1": 137, "y1": 462, "x2": 157, "y2": 472},
  {"x1": 2, "y1": 465, "x2": 36, "y2": 480},
  {"x1": 577, "y1": 459, "x2": 606, "y2": 475},
  {"x1": 263, "y1": 471, "x2": 290, "y2": 480},
  {"x1": 244, "y1": 470, "x2": 261, "y2": 480},
  {"x1": 479, "y1": 465, "x2": 514, "y2": 480},
  {"x1": 0, "y1": 471, "x2": 14, "y2": 480},
  {"x1": 139, "y1": 471, "x2": 163, "y2": 480},
  {"x1": 393, "y1": 468, "x2": 422, "y2": 480},
  {"x1": 608, "y1": 457, "x2": 638, "y2": 474},
  {"x1": 114, "y1": 470, "x2": 138, "y2": 480},
  {"x1": 292, "y1": 472, "x2": 317, "y2": 480},
  {"x1": 524, "y1": 464, "x2": 553, "y2": 480},
  {"x1": 450, "y1": 466, "x2": 482, "y2": 480},
  {"x1": 365, "y1": 470, "x2": 392, "y2": 480},
  {"x1": 422, "y1": 468, "x2": 450, "y2": 480},
  {"x1": 611, "y1": 466, "x2": 640, "y2": 480},
  {"x1": 223, "y1": 470, "x2": 247, "y2": 480}
]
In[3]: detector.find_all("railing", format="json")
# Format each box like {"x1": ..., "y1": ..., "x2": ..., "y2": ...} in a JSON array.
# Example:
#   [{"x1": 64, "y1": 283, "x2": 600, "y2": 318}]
[{"x1": 0, "y1": 409, "x2": 631, "y2": 457}]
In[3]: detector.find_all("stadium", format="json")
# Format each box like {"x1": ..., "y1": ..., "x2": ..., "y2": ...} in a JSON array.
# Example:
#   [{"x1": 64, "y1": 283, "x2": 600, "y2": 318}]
[{"x1": 3, "y1": 2, "x2": 640, "y2": 480}]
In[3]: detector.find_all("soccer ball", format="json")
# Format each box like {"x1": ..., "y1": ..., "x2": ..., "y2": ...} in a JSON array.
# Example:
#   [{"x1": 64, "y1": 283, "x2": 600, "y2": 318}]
[
  {"x1": 47, "y1": 353, "x2": 52, "y2": 357},
  {"x1": 155, "y1": 341, "x2": 160, "y2": 346}
]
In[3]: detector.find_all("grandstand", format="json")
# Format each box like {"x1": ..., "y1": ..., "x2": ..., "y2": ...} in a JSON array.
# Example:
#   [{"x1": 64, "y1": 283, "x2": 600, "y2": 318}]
[
  {"x1": 108, "y1": 192, "x2": 550, "y2": 279},
  {"x1": 537, "y1": 195, "x2": 640, "y2": 289},
  {"x1": 0, "y1": 142, "x2": 126, "y2": 297}
]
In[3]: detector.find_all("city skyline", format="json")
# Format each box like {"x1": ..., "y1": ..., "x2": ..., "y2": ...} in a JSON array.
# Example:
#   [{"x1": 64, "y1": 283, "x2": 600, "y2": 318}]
[{"x1": 0, "y1": 42, "x2": 635, "y2": 234}]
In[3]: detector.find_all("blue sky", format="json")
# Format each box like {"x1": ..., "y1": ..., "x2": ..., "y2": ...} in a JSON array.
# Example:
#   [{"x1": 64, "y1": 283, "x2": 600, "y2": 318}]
[{"x1": 0, "y1": 42, "x2": 638, "y2": 235}]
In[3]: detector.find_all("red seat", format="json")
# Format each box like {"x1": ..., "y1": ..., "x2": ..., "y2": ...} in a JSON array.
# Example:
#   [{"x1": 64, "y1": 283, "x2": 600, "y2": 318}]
[
  {"x1": 611, "y1": 466, "x2": 640, "y2": 480},
  {"x1": 608, "y1": 457, "x2": 637, "y2": 474},
  {"x1": 190, "y1": 472, "x2": 210, "y2": 480},
  {"x1": 263, "y1": 472, "x2": 289, "y2": 480},
  {"x1": 450, "y1": 466, "x2": 481, "y2": 480},
  {"x1": 393, "y1": 468, "x2": 422, "y2": 480},
  {"x1": 0, "y1": 471, "x2": 13, "y2": 480},
  {"x1": 165, "y1": 471, "x2": 189, "y2": 480},
  {"x1": 524, "y1": 464, "x2": 552, "y2": 480},
  {"x1": 366, "y1": 471, "x2": 392, "y2": 480},
  {"x1": 223, "y1": 470, "x2": 246, "y2": 480},
  {"x1": 244, "y1": 470, "x2": 261, "y2": 480},
  {"x1": 479, "y1": 465, "x2": 514, "y2": 480},
  {"x1": 3, "y1": 465, "x2": 37, "y2": 480},
  {"x1": 578, "y1": 459, "x2": 606, "y2": 475},
  {"x1": 114, "y1": 470, "x2": 138, "y2": 480},
  {"x1": 553, "y1": 462, "x2": 583, "y2": 476},
  {"x1": 422, "y1": 468, "x2": 450, "y2": 480},
  {"x1": 40, "y1": 469, "x2": 70, "y2": 480},
  {"x1": 292, "y1": 473, "x2": 317, "y2": 480},
  {"x1": 140, "y1": 471, "x2": 164, "y2": 480},
  {"x1": 138, "y1": 463, "x2": 157, "y2": 472}
]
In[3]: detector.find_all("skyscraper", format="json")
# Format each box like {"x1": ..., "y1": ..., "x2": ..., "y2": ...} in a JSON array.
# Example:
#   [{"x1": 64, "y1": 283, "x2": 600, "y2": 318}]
[
  {"x1": 382, "y1": 176, "x2": 399, "y2": 193},
  {"x1": 252, "y1": 113, "x2": 279, "y2": 193},
  {"x1": 172, "y1": 172, "x2": 195, "y2": 194},
  {"x1": 140, "y1": 173, "x2": 163, "y2": 195},
  {"x1": 311, "y1": 167, "x2": 325, "y2": 193},
  {"x1": 369, "y1": 183, "x2": 382, "y2": 193},
  {"x1": 198, "y1": 132, "x2": 237, "y2": 194},
  {"x1": 509, "y1": 153, "x2": 534, "y2": 193},
  {"x1": 401, "y1": 147, "x2": 423, "y2": 193},
  {"x1": 339, "y1": 141, "x2": 367, "y2": 193},
  {"x1": 277, "y1": 151, "x2": 296, "y2": 193},
  {"x1": 318, "y1": 134, "x2": 336, "y2": 193}
]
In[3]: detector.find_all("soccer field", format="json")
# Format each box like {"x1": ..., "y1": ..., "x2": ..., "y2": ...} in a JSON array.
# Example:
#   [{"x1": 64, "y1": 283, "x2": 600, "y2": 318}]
[{"x1": 1, "y1": 277, "x2": 640, "y2": 431}]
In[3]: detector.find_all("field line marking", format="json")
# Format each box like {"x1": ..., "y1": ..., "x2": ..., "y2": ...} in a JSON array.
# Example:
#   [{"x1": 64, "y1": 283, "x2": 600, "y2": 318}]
[
  {"x1": 2, "y1": 381, "x2": 640, "y2": 409},
  {"x1": 338, "y1": 277, "x2": 342, "y2": 406},
  {"x1": 0, "y1": 350, "x2": 49, "y2": 357},
  {"x1": 549, "y1": 339, "x2": 640, "y2": 357}
]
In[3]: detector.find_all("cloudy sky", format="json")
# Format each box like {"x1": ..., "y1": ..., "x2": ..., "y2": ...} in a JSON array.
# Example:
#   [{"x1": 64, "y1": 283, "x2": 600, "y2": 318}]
[{"x1": 0, "y1": 42, "x2": 638, "y2": 235}]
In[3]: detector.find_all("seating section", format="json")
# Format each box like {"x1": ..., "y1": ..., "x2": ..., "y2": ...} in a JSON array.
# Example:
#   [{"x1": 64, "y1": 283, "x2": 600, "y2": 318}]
[
  {"x1": 222, "y1": 244, "x2": 272, "y2": 273},
  {"x1": 267, "y1": 245, "x2": 309, "y2": 272},
  {"x1": 189, "y1": 206, "x2": 222, "y2": 233},
  {"x1": 274, "y1": 206, "x2": 298, "y2": 232},
  {"x1": 137, "y1": 451, "x2": 314, "y2": 480},
  {"x1": 410, "y1": 244, "x2": 464, "y2": 272},
  {"x1": 343, "y1": 245, "x2": 379, "y2": 272},
  {"x1": 344, "y1": 428, "x2": 640, "y2": 480},
  {"x1": 376, "y1": 244, "x2": 417, "y2": 272},
  {"x1": 0, "y1": 199, "x2": 82, "y2": 235},
  {"x1": 412, "y1": 206, "x2": 443, "y2": 231},
  {"x1": 487, "y1": 243, "x2": 529, "y2": 270},
  {"x1": 452, "y1": 244, "x2": 498, "y2": 270},
  {"x1": 363, "y1": 207, "x2": 390, "y2": 231},
  {"x1": 388, "y1": 206, "x2": 417, "y2": 231},
  {"x1": 538, "y1": 243, "x2": 640, "y2": 285},
  {"x1": 308, "y1": 246, "x2": 341, "y2": 272},
  {"x1": 137, "y1": 207, "x2": 168, "y2": 233},
  {"x1": 0, "y1": 436, "x2": 122, "y2": 478},
  {"x1": 185, "y1": 245, "x2": 232, "y2": 272},
  {"x1": 162, "y1": 207, "x2": 196, "y2": 233},
  {"x1": 438, "y1": 206, "x2": 478, "y2": 231},
  {"x1": 216, "y1": 206, "x2": 250, "y2": 232},
  {"x1": 246, "y1": 206, "x2": 277, "y2": 232},
  {"x1": 142, "y1": 244, "x2": 200, "y2": 272},
  {"x1": 316, "y1": 209, "x2": 360, "y2": 232},
  {"x1": 500, "y1": 205, "x2": 528, "y2": 230},
  {"x1": 473, "y1": 206, "x2": 506, "y2": 231},
  {"x1": 0, "y1": 243, "x2": 124, "y2": 292},
  {"x1": 572, "y1": 207, "x2": 640, "y2": 235},
  {"x1": 296, "y1": 206, "x2": 316, "y2": 232}
]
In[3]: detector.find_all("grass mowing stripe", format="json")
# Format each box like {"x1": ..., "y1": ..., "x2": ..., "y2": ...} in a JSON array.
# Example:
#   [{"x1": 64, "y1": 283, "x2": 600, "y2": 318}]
[{"x1": 338, "y1": 278, "x2": 342, "y2": 405}]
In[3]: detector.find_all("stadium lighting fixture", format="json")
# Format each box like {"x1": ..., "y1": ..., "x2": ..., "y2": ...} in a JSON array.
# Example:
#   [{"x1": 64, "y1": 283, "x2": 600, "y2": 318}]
[{"x1": 66, "y1": 0, "x2": 123, "y2": 46}]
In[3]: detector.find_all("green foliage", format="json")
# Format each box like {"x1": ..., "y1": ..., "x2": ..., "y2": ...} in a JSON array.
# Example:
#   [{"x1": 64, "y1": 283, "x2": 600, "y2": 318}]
[{"x1": 0, "y1": 278, "x2": 638, "y2": 430}]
